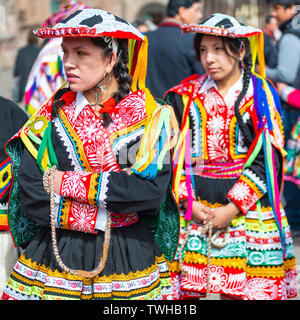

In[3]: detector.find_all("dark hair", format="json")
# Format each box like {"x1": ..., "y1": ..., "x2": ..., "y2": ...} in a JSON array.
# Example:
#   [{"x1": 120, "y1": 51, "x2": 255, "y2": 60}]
[
  {"x1": 91, "y1": 37, "x2": 131, "y2": 127},
  {"x1": 52, "y1": 37, "x2": 132, "y2": 127},
  {"x1": 194, "y1": 34, "x2": 253, "y2": 147},
  {"x1": 166, "y1": 0, "x2": 200, "y2": 17},
  {"x1": 267, "y1": 0, "x2": 300, "y2": 8},
  {"x1": 28, "y1": 30, "x2": 38, "y2": 45},
  {"x1": 265, "y1": 15, "x2": 277, "y2": 24}
]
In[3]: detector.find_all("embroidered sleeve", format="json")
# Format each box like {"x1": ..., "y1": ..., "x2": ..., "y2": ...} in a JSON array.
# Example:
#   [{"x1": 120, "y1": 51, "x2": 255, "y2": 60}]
[
  {"x1": 59, "y1": 159, "x2": 172, "y2": 215},
  {"x1": 226, "y1": 117, "x2": 283, "y2": 215},
  {"x1": 59, "y1": 170, "x2": 109, "y2": 208},
  {"x1": 281, "y1": 86, "x2": 300, "y2": 110},
  {"x1": 227, "y1": 169, "x2": 266, "y2": 214},
  {"x1": 54, "y1": 194, "x2": 100, "y2": 234}
]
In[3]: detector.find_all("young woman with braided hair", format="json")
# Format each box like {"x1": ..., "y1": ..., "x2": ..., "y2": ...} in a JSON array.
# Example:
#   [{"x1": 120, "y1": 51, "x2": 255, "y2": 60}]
[
  {"x1": 1, "y1": 9, "x2": 179, "y2": 300},
  {"x1": 165, "y1": 13, "x2": 297, "y2": 300}
]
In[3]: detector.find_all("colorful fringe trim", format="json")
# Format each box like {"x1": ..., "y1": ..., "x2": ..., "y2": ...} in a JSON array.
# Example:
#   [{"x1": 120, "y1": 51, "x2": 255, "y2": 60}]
[
  {"x1": 172, "y1": 32, "x2": 287, "y2": 257},
  {"x1": 129, "y1": 36, "x2": 179, "y2": 180}
]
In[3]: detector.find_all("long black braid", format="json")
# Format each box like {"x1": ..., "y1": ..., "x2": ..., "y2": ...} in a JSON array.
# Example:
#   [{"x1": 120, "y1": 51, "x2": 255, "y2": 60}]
[
  {"x1": 91, "y1": 37, "x2": 132, "y2": 127},
  {"x1": 194, "y1": 34, "x2": 253, "y2": 147},
  {"x1": 231, "y1": 40, "x2": 253, "y2": 148},
  {"x1": 51, "y1": 87, "x2": 70, "y2": 119}
]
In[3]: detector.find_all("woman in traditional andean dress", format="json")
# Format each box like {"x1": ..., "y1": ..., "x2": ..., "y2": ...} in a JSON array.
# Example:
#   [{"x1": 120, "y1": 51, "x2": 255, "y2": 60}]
[
  {"x1": 165, "y1": 13, "x2": 298, "y2": 300},
  {"x1": 1, "y1": 8, "x2": 179, "y2": 300}
]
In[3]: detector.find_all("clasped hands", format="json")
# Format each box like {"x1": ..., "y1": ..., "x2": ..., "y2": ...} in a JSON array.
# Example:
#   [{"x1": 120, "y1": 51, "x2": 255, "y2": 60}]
[
  {"x1": 182, "y1": 200, "x2": 240, "y2": 230},
  {"x1": 48, "y1": 169, "x2": 240, "y2": 229}
]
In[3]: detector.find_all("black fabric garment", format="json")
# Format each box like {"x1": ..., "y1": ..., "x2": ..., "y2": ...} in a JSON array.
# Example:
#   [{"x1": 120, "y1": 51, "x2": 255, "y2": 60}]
[
  {"x1": 14, "y1": 97, "x2": 173, "y2": 285},
  {"x1": 0, "y1": 96, "x2": 28, "y2": 203},
  {"x1": 14, "y1": 44, "x2": 40, "y2": 101},
  {"x1": 263, "y1": 33, "x2": 277, "y2": 68},
  {"x1": 18, "y1": 121, "x2": 172, "y2": 227},
  {"x1": 19, "y1": 220, "x2": 162, "y2": 276},
  {"x1": 279, "y1": 16, "x2": 300, "y2": 39},
  {"x1": 146, "y1": 21, "x2": 204, "y2": 99}
]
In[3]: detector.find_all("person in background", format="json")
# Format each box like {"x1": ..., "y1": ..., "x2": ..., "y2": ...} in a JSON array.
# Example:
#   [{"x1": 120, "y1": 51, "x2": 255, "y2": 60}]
[
  {"x1": 24, "y1": 0, "x2": 88, "y2": 116},
  {"x1": 262, "y1": 15, "x2": 279, "y2": 68},
  {"x1": 146, "y1": 0, "x2": 204, "y2": 99},
  {"x1": 133, "y1": 18, "x2": 150, "y2": 33},
  {"x1": 13, "y1": 30, "x2": 40, "y2": 103},
  {"x1": 277, "y1": 82, "x2": 300, "y2": 232},
  {"x1": 266, "y1": 0, "x2": 300, "y2": 88},
  {"x1": 266, "y1": 0, "x2": 300, "y2": 236},
  {"x1": 133, "y1": 15, "x2": 157, "y2": 34},
  {"x1": 277, "y1": 82, "x2": 300, "y2": 110},
  {"x1": 0, "y1": 97, "x2": 28, "y2": 295}
]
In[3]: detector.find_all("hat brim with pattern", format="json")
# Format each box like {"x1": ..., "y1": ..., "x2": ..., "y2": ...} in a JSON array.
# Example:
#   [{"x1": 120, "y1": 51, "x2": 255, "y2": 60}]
[
  {"x1": 182, "y1": 13, "x2": 262, "y2": 38},
  {"x1": 34, "y1": 8, "x2": 144, "y2": 41}
]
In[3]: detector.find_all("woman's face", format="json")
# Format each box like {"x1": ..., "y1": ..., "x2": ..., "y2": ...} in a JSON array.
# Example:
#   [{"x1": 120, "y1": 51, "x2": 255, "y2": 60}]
[
  {"x1": 61, "y1": 37, "x2": 114, "y2": 92},
  {"x1": 199, "y1": 35, "x2": 242, "y2": 82}
]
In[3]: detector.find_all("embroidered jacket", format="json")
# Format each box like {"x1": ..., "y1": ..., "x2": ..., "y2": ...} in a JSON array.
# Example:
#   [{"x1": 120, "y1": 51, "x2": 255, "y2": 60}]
[
  {"x1": 165, "y1": 73, "x2": 285, "y2": 215},
  {"x1": 6, "y1": 89, "x2": 179, "y2": 261}
]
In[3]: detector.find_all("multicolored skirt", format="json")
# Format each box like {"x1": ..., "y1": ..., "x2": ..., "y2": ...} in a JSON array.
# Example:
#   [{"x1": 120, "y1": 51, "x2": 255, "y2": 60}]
[
  {"x1": 284, "y1": 117, "x2": 300, "y2": 186},
  {"x1": 168, "y1": 177, "x2": 298, "y2": 300},
  {"x1": 1, "y1": 220, "x2": 172, "y2": 300}
]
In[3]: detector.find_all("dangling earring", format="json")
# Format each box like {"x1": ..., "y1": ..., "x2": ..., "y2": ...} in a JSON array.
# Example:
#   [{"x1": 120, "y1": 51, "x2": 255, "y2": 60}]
[
  {"x1": 91, "y1": 72, "x2": 111, "y2": 107},
  {"x1": 105, "y1": 72, "x2": 112, "y2": 84},
  {"x1": 239, "y1": 57, "x2": 245, "y2": 69}
]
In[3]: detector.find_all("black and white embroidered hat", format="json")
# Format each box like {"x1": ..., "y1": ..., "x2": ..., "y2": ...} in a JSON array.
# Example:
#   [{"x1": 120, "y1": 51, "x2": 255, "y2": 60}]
[
  {"x1": 34, "y1": 8, "x2": 144, "y2": 41},
  {"x1": 182, "y1": 13, "x2": 262, "y2": 38}
]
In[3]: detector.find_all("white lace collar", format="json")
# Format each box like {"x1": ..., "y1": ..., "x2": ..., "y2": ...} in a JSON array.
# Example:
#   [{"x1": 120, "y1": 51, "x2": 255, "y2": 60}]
[
  {"x1": 73, "y1": 91, "x2": 90, "y2": 121},
  {"x1": 199, "y1": 72, "x2": 253, "y2": 106}
]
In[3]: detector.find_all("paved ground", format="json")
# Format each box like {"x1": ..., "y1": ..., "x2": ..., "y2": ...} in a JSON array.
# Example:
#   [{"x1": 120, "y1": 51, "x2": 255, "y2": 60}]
[{"x1": 0, "y1": 67, "x2": 300, "y2": 300}]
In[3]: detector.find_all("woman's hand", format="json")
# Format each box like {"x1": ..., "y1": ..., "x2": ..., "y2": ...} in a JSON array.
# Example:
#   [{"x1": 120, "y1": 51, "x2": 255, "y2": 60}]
[
  {"x1": 210, "y1": 202, "x2": 240, "y2": 229},
  {"x1": 182, "y1": 200, "x2": 213, "y2": 223},
  {"x1": 46, "y1": 169, "x2": 63, "y2": 194},
  {"x1": 276, "y1": 82, "x2": 288, "y2": 96}
]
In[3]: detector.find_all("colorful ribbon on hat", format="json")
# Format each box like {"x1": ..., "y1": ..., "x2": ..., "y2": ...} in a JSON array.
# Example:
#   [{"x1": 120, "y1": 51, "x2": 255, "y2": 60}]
[
  {"x1": 172, "y1": 92, "x2": 196, "y2": 220},
  {"x1": 242, "y1": 33, "x2": 286, "y2": 256},
  {"x1": 250, "y1": 34, "x2": 284, "y2": 137},
  {"x1": 243, "y1": 127, "x2": 286, "y2": 258},
  {"x1": 129, "y1": 36, "x2": 179, "y2": 180}
]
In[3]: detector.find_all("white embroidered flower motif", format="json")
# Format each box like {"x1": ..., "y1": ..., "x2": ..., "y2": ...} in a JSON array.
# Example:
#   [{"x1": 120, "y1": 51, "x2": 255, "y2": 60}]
[
  {"x1": 244, "y1": 278, "x2": 279, "y2": 300},
  {"x1": 64, "y1": 101, "x2": 76, "y2": 118},
  {"x1": 61, "y1": 171, "x2": 90, "y2": 200},
  {"x1": 76, "y1": 111, "x2": 103, "y2": 144},
  {"x1": 283, "y1": 269, "x2": 298, "y2": 298},
  {"x1": 113, "y1": 92, "x2": 146, "y2": 130},
  {"x1": 229, "y1": 182, "x2": 250, "y2": 202},
  {"x1": 207, "y1": 131, "x2": 228, "y2": 161},
  {"x1": 204, "y1": 90, "x2": 225, "y2": 116},
  {"x1": 69, "y1": 201, "x2": 97, "y2": 233},
  {"x1": 207, "y1": 266, "x2": 228, "y2": 293},
  {"x1": 207, "y1": 115, "x2": 225, "y2": 134}
]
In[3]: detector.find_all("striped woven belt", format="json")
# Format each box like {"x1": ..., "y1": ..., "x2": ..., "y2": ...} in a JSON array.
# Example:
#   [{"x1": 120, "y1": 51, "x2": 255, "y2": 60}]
[
  {"x1": 0, "y1": 202, "x2": 8, "y2": 230},
  {"x1": 111, "y1": 212, "x2": 139, "y2": 228},
  {"x1": 192, "y1": 159, "x2": 245, "y2": 179}
]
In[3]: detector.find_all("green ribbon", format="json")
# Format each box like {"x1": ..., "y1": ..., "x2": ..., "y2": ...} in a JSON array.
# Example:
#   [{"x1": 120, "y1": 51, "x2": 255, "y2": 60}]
[{"x1": 37, "y1": 122, "x2": 59, "y2": 173}]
